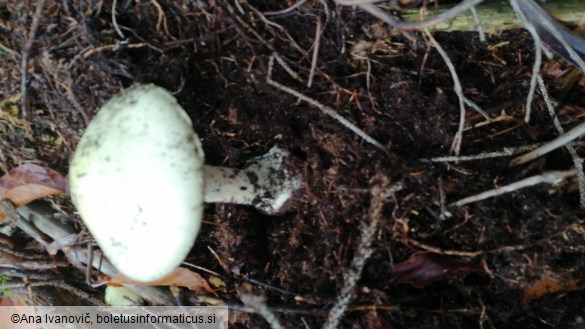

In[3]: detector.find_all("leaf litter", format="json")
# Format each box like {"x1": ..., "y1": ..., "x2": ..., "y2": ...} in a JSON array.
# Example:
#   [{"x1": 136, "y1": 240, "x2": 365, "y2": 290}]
[{"x1": 0, "y1": 0, "x2": 584, "y2": 328}]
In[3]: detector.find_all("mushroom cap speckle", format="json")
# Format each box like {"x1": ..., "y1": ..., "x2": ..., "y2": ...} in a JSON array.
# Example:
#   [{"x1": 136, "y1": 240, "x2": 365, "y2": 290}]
[{"x1": 69, "y1": 84, "x2": 205, "y2": 282}]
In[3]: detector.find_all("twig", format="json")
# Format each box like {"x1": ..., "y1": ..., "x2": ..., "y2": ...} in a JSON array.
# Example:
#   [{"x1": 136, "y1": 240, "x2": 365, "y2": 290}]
[
  {"x1": 248, "y1": 278, "x2": 300, "y2": 299},
  {"x1": 0, "y1": 258, "x2": 69, "y2": 271},
  {"x1": 245, "y1": 4, "x2": 305, "y2": 55},
  {"x1": 181, "y1": 261, "x2": 222, "y2": 277},
  {"x1": 0, "y1": 246, "x2": 45, "y2": 263},
  {"x1": 111, "y1": 0, "x2": 125, "y2": 39},
  {"x1": 0, "y1": 201, "x2": 51, "y2": 250},
  {"x1": 469, "y1": 5, "x2": 485, "y2": 42},
  {"x1": 427, "y1": 143, "x2": 540, "y2": 162},
  {"x1": 511, "y1": 121, "x2": 585, "y2": 166},
  {"x1": 150, "y1": 0, "x2": 170, "y2": 37},
  {"x1": 523, "y1": 46, "x2": 542, "y2": 123},
  {"x1": 308, "y1": 16, "x2": 322, "y2": 88},
  {"x1": 450, "y1": 170, "x2": 575, "y2": 207},
  {"x1": 406, "y1": 238, "x2": 484, "y2": 257},
  {"x1": 336, "y1": 0, "x2": 486, "y2": 31},
  {"x1": 85, "y1": 243, "x2": 93, "y2": 285},
  {"x1": 221, "y1": 301, "x2": 329, "y2": 315},
  {"x1": 307, "y1": 0, "x2": 330, "y2": 88},
  {"x1": 267, "y1": 55, "x2": 386, "y2": 151},
  {"x1": 263, "y1": 0, "x2": 307, "y2": 16},
  {"x1": 438, "y1": 177, "x2": 452, "y2": 219},
  {"x1": 334, "y1": 0, "x2": 382, "y2": 5},
  {"x1": 20, "y1": 0, "x2": 45, "y2": 119},
  {"x1": 273, "y1": 53, "x2": 303, "y2": 83},
  {"x1": 535, "y1": 75, "x2": 585, "y2": 207},
  {"x1": 241, "y1": 294, "x2": 285, "y2": 329},
  {"x1": 322, "y1": 179, "x2": 389, "y2": 329},
  {"x1": 463, "y1": 97, "x2": 489, "y2": 120},
  {"x1": 0, "y1": 42, "x2": 19, "y2": 58},
  {"x1": 0, "y1": 280, "x2": 104, "y2": 306},
  {"x1": 509, "y1": 0, "x2": 549, "y2": 123},
  {"x1": 493, "y1": 6, "x2": 585, "y2": 205},
  {"x1": 82, "y1": 42, "x2": 162, "y2": 59},
  {"x1": 423, "y1": 29, "x2": 467, "y2": 155},
  {"x1": 0, "y1": 268, "x2": 56, "y2": 281}
]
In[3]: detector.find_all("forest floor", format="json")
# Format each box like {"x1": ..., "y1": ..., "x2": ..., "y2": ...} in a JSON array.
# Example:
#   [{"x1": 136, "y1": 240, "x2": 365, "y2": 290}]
[{"x1": 1, "y1": 1, "x2": 585, "y2": 328}]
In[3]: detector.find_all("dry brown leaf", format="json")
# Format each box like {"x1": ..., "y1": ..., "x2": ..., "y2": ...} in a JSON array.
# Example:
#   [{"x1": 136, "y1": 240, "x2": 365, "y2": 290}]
[
  {"x1": 0, "y1": 163, "x2": 67, "y2": 208},
  {"x1": 0, "y1": 296, "x2": 36, "y2": 329},
  {"x1": 523, "y1": 271, "x2": 585, "y2": 306},
  {"x1": 392, "y1": 252, "x2": 486, "y2": 288},
  {"x1": 0, "y1": 295, "x2": 28, "y2": 306},
  {"x1": 108, "y1": 267, "x2": 213, "y2": 293}
]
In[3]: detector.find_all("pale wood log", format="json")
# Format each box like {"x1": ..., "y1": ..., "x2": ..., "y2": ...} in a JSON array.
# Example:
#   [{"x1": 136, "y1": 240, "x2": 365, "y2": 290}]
[{"x1": 401, "y1": 0, "x2": 584, "y2": 33}]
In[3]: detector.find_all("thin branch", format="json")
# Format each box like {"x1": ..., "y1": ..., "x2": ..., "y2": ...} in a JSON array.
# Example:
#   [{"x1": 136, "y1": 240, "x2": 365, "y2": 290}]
[
  {"x1": 322, "y1": 179, "x2": 390, "y2": 329},
  {"x1": 427, "y1": 143, "x2": 540, "y2": 163},
  {"x1": 241, "y1": 294, "x2": 285, "y2": 329},
  {"x1": 308, "y1": 0, "x2": 330, "y2": 88},
  {"x1": 273, "y1": 53, "x2": 303, "y2": 83},
  {"x1": 111, "y1": 0, "x2": 125, "y2": 39},
  {"x1": 511, "y1": 121, "x2": 585, "y2": 166},
  {"x1": 246, "y1": 4, "x2": 305, "y2": 55},
  {"x1": 334, "y1": 0, "x2": 382, "y2": 5},
  {"x1": 463, "y1": 97, "x2": 490, "y2": 120},
  {"x1": 0, "y1": 42, "x2": 19, "y2": 58},
  {"x1": 438, "y1": 177, "x2": 452, "y2": 219},
  {"x1": 424, "y1": 29, "x2": 468, "y2": 155},
  {"x1": 523, "y1": 45, "x2": 542, "y2": 123},
  {"x1": 535, "y1": 75, "x2": 585, "y2": 207},
  {"x1": 450, "y1": 170, "x2": 575, "y2": 207},
  {"x1": 506, "y1": 1, "x2": 585, "y2": 206},
  {"x1": 263, "y1": 0, "x2": 307, "y2": 16},
  {"x1": 509, "y1": 0, "x2": 547, "y2": 123},
  {"x1": 267, "y1": 55, "x2": 386, "y2": 151},
  {"x1": 336, "y1": 0, "x2": 486, "y2": 31},
  {"x1": 308, "y1": 16, "x2": 322, "y2": 88},
  {"x1": 469, "y1": 5, "x2": 485, "y2": 42},
  {"x1": 0, "y1": 280, "x2": 104, "y2": 306},
  {"x1": 20, "y1": 0, "x2": 45, "y2": 119}
]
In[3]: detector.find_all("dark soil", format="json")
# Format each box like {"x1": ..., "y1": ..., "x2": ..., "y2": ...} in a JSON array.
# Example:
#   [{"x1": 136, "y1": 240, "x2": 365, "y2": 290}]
[{"x1": 1, "y1": 1, "x2": 585, "y2": 328}]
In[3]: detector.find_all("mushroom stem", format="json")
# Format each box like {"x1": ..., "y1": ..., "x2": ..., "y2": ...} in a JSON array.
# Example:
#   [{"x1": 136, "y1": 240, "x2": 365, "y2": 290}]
[{"x1": 202, "y1": 146, "x2": 302, "y2": 214}]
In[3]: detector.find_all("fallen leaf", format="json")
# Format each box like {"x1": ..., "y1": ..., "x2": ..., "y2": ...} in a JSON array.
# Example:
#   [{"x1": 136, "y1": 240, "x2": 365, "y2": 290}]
[
  {"x1": 108, "y1": 267, "x2": 213, "y2": 293},
  {"x1": 0, "y1": 163, "x2": 67, "y2": 208},
  {"x1": 523, "y1": 271, "x2": 585, "y2": 306},
  {"x1": 391, "y1": 252, "x2": 486, "y2": 288},
  {"x1": 0, "y1": 296, "x2": 37, "y2": 329},
  {"x1": 0, "y1": 295, "x2": 27, "y2": 306}
]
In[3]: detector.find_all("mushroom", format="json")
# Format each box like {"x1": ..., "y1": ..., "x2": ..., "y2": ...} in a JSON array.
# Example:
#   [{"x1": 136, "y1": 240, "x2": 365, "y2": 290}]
[
  {"x1": 69, "y1": 84, "x2": 301, "y2": 282},
  {"x1": 105, "y1": 286, "x2": 145, "y2": 306}
]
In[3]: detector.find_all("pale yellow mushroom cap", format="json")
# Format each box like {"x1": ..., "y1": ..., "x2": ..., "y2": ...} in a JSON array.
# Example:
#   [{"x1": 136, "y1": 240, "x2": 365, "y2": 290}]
[
  {"x1": 69, "y1": 84, "x2": 205, "y2": 282},
  {"x1": 105, "y1": 286, "x2": 144, "y2": 306}
]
